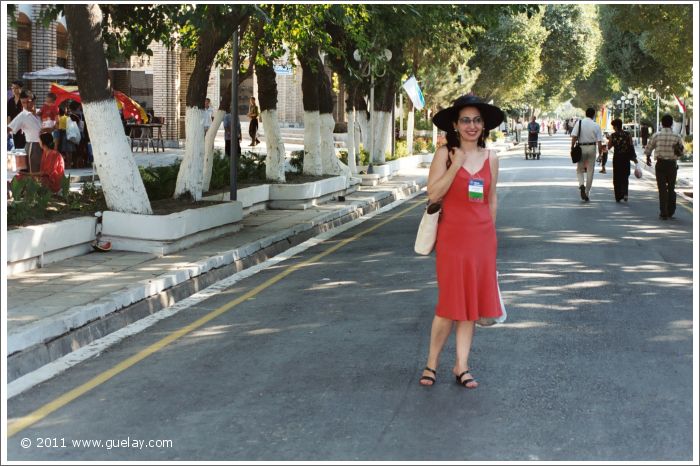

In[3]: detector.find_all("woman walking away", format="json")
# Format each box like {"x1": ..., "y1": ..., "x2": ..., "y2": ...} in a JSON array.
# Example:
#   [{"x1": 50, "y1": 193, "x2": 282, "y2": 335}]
[
  {"x1": 418, "y1": 95, "x2": 505, "y2": 390},
  {"x1": 247, "y1": 96, "x2": 261, "y2": 146},
  {"x1": 608, "y1": 118, "x2": 638, "y2": 202}
]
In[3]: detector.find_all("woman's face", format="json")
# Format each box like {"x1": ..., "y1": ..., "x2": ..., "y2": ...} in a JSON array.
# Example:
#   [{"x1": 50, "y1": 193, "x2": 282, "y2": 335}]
[{"x1": 454, "y1": 106, "x2": 484, "y2": 143}]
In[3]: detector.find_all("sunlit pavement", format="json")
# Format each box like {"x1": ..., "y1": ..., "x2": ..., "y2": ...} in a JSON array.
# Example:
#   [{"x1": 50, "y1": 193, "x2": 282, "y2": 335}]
[{"x1": 6, "y1": 132, "x2": 693, "y2": 461}]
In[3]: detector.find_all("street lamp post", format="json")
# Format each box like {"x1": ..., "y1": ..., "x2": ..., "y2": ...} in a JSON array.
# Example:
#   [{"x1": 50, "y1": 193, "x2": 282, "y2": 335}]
[
  {"x1": 628, "y1": 91, "x2": 639, "y2": 144},
  {"x1": 649, "y1": 86, "x2": 660, "y2": 132},
  {"x1": 353, "y1": 48, "x2": 391, "y2": 173},
  {"x1": 616, "y1": 98, "x2": 625, "y2": 123}
]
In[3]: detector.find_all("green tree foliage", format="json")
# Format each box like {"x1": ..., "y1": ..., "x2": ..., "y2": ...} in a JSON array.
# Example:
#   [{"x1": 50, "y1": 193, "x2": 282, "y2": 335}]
[
  {"x1": 599, "y1": 4, "x2": 692, "y2": 95},
  {"x1": 570, "y1": 65, "x2": 621, "y2": 109},
  {"x1": 538, "y1": 4, "x2": 600, "y2": 104},
  {"x1": 469, "y1": 11, "x2": 548, "y2": 105}
]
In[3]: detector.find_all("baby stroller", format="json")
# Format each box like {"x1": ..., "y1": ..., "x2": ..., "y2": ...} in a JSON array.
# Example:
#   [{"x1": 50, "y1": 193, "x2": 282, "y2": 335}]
[{"x1": 525, "y1": 130, "x2": 540, "y2": 160}]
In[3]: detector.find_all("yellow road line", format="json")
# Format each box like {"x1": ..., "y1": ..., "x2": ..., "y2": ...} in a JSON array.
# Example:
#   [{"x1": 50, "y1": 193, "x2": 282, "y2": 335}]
[{"x1": 7, "y1": 200, "x2": 424, "y2": 438}]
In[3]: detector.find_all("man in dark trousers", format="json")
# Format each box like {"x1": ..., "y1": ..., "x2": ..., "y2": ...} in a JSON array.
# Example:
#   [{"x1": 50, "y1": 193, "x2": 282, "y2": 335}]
[
  {"x1": 7, "y1": 80, "x2": 26, "y2": 149},
  {"x1": 641, "y1": 123, "x2": 650, "y2": 148},
  {"x1": 644, "y1": 114, "x2": 684, "y2": 220}
]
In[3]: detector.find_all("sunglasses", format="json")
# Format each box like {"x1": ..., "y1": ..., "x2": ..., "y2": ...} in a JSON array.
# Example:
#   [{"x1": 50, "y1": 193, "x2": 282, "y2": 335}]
[{"x1": 457, "y1": 116, "x2": 484, "y2": 126}]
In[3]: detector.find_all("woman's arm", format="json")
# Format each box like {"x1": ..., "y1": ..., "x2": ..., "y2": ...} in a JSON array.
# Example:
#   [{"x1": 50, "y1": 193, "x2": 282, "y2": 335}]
[
  {"x1": 488, "y1": 150, "x2": 499, "y2": 223},
  {"x1": 426, "y1": 146, "x2": 463, "y2": 203}
]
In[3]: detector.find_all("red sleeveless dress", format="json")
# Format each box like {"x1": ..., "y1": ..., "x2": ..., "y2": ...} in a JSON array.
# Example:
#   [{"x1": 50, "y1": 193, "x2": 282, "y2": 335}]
[{"x1": 435, "y1": 152, "x2": 503, "y2": 321}]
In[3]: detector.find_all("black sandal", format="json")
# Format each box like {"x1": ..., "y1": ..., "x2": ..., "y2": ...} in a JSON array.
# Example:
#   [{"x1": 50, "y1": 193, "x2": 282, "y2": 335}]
[
  {"x1": 455, "y1": 370, "x2": 478, "y2": 389},
  {"x1": 419, "y1": 367, "x2": 437, "y2": 386}
]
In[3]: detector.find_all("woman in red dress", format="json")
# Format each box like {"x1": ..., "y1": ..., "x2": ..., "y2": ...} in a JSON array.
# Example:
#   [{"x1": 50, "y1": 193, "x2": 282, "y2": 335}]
[{"x1": 418, "y1": 95, "x2": 504, "y2": 389}]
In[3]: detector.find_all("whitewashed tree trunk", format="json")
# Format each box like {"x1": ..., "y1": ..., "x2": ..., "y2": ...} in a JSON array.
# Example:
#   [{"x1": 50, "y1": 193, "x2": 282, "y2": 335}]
[
  {"x1": 261, "y1": 109, "x2": 286, "y2": 183},
  {"x1": 320, "y1": 113, "x2": 350, "y2": 177},
  {"x1": 407, "y1": 108, "x2": 415, "y2": 155},
  {"x1": 372, "y1": 111, "x2": 391, "y2": 164},
  {"x1": 303, "y1": 111, "x2": 323, "y2": 176},
  {"x1": 356, "y1": 110, "x2": 369, "y2": 152},
  {"x1": 202, "y1": 109, "x2": 225, "y2": 192},
  {"x1": 384, "y1": 112, "x2": 392, "y2": 159},
  {"x1": 174, "y1": 107, "x2": 206, "y2": 200},
  {"x1": 346, "y1": 109, "x2": 357, "y2": 174},
  {"x1": 354, "y1": 117, "x2": 362, "y2": 166},
  {"x1": 83, "y1": 100, "x2": 152, "y2": 214},
  {"x1": 432, "y1": 122, "x2": 438, "y2": 149}
]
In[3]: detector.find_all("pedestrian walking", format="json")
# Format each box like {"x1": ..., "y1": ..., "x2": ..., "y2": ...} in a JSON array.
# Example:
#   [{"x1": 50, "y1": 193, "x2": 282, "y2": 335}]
[
  {"x1": 641, "y1": 123, "x2": 650, "y2": 149},
  {"x1": 247, "y1": 96, "x2": 260, "y2": 146},
  {"x1": 515, "y1": 119, "x2": 523, "y2": 144},
  {"x1": 418, "y1": 95, "x2": 505, "y2": 390},
  {"x1": 644, "y1": 114, "x2": 684, "y2": 220},
  {"x1": 570, "y1": 108, "x2": 605, "y2": 202},
  {"x1": 607, "y1": 118, "x2": 638, "y2": 202}
]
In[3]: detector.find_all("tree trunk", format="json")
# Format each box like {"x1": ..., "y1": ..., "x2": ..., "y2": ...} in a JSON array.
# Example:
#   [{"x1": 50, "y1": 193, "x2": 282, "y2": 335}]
[
  {"x1": 203, "y1": 85, "x2": 232, "y2": 191},
  {"x1": 64, "y1": 4, "x2": 152, "y2": 214},
  {"x1": 371, "y1": 76, "x2": 396, "y2": 165},
  {"x1": 318, "y1": 65, "x2": 349, "y2": 177},
  {"x1": 202, "y1": 109, "x2": 225, "y2": 192},
  {"x1": 354, "y1": 91, "x2": 369, "y2": 151},
  {"x1": 174, "y1": 107, "x2": 206, "y2": 200},
  {"x1": 175, "y1": 9, "x2": 243, "y2": 200},
  {"x1": 344, "y1": 89, "x2": 357, "y2": 173},
  {"x1": 256, "y1": 62, "x2": 285, "y2": 183},
  {"x1": 300, "y1": 50, "x2": 323, "y2": 176}
]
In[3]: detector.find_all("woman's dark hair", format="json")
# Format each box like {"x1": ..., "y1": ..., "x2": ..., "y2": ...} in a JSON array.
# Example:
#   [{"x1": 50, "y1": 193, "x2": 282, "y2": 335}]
[
  {"x1": 39, "y1": 132, "x2": 54, "y2": 149},
  {"x1": 611, "y1": 118, "x2": 623, "y2": 131},
  {"x1": 445, "y1": 107, "x2": 488, "y2": 153}
]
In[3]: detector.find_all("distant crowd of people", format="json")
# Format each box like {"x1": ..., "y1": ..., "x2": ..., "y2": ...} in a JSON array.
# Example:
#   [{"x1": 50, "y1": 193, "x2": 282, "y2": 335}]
[{"x1": 7, "y1": 80, "x2": 95, "y2": 193}]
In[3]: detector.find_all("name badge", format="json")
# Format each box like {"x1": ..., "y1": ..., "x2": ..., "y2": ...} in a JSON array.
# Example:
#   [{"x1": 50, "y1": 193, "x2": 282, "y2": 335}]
[{"x1": 468, "y1": 178, "x2": 484, "y2": 202}]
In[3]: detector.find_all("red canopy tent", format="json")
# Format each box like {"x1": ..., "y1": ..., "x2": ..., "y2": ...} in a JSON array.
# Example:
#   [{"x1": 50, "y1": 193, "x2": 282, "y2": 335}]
[{"x1": 50, "y1": 83, "x2": 149, "y2": 123}]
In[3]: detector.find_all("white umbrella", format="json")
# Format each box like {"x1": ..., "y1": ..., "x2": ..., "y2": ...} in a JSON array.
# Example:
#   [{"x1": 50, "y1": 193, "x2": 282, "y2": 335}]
[{"x1": 22, "y1": 66, "x2": 76, "y2": 81}]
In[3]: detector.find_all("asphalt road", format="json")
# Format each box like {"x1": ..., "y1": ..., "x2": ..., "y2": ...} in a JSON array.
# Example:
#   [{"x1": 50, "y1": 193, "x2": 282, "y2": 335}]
[{"x1": 6, "y1": 133, "x2": 694, "y2": 461}]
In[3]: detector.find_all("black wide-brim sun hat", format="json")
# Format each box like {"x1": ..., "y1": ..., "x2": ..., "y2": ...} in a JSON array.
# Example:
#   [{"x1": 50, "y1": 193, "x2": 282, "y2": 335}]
[{"x1": 432, "y1": 95, "x2": 505, "y2": 132}]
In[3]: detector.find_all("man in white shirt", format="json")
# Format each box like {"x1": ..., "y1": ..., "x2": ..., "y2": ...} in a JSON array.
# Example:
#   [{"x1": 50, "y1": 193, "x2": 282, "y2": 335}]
[
  {"x1": 8, "y1": 93, "x2": 42, "y2": 172},
  {"x1": 570, "y1": 107, "x2": 605, "y2": 202},
  {"x1": 515, "y1": 119, "x2": 523, "y2": 144},
  {"x1": 202, "y1": 97, "x2": 214, "y2": 133}
]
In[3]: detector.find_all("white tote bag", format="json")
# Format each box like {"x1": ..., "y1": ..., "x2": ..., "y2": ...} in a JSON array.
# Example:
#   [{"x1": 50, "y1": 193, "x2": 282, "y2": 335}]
[
  {"x1": 476, "y1": 271, "x2": 508, "y2": 327},
  {"x1": 414, "y1": 203, "x2": 441, "y2": 255},
  {"x1": 66, "y1": 118, "x2": 81, "y2": 144}
]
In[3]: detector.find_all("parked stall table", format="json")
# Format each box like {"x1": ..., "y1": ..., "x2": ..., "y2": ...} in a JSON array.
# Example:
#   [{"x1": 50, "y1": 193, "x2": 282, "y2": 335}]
[{"x1": 127, "y1": 123, "x2": 165, "y2": 153}]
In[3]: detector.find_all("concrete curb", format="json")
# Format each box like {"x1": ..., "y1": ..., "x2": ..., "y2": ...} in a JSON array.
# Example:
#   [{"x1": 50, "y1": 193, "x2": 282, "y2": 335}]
[{"x1": 7, "y1": 175, "x2": 427, "y2": 381}]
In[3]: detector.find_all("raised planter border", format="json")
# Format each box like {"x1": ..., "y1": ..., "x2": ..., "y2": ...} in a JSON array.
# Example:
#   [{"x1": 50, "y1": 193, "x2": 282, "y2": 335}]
[
  {"x1": 102, "y1": 201, "x2": 244, "y2": 256},
  {"x1": 7, "y1": 216, "x2": 98, "y2": 276}
]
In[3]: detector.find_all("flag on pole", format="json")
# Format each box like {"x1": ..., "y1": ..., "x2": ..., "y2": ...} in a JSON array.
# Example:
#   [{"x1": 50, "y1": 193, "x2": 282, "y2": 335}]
[
  {"x1": 402, "y1": 76, "x2": 425, "y2": 110},
  {"x1": 674, "y1": 95, "x2": 686, "y2": 114}
]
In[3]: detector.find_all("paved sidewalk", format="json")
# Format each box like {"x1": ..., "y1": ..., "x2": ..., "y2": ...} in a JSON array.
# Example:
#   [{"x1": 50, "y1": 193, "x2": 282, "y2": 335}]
[{"x1": 6, "y1": 165, "x2": 430, "y2": 383}]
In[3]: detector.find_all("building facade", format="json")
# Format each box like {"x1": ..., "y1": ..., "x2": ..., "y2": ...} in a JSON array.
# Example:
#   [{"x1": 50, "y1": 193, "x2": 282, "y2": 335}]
[{"x1": 7, "y1": 8, "x2": 347, "y2": 142}]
